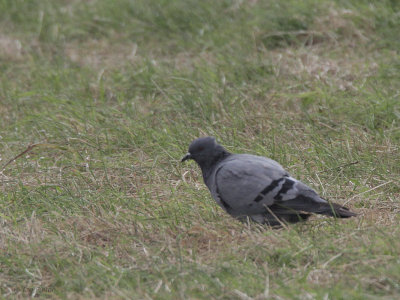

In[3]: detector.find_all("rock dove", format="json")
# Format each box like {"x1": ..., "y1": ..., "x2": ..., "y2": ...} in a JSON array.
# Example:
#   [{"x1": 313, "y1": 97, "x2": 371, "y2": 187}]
[{"x1": 181, "y1": 137, "x2": 356, "y2": 226}]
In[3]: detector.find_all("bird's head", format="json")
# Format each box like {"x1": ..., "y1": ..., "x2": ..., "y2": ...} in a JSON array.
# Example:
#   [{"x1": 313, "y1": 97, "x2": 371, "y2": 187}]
[{"x1": 181, "y1": 137, "x2": 229, "y2": 168}]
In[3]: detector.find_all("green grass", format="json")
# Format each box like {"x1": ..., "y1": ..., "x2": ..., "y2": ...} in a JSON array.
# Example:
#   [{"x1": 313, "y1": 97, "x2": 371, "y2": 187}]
[{"x1": 0, "y1": 0, "x2": 399, "y2": 298}]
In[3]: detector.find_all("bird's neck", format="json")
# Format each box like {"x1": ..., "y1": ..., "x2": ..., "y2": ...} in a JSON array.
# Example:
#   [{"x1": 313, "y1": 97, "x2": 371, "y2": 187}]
[{"x1": 200, "y1": 150, "x2": 231, "y2": 182}]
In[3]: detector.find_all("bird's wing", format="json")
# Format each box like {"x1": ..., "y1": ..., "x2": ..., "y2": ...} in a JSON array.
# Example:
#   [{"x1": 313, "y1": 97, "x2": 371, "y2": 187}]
[
  {"x1": 212, "y1": 154, "x2": 291, "y2": 215},
  {"x1": 214, "y1": 154, "x2": 334, "y2": 215},
  {"x1": 210, "y1": 153, "x2": 355, "y2": 221}
]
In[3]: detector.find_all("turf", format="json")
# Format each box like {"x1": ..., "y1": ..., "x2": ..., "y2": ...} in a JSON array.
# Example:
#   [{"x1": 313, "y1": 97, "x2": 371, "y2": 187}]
[{"x1": 0, "y1": 0, "x2": 399, "y2": 298}]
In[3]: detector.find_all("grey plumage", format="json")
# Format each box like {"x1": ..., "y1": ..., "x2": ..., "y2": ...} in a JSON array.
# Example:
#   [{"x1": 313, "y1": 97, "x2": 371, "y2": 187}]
[{"x1": 182, "y1": 137, "x2": 356, "y2": 226}]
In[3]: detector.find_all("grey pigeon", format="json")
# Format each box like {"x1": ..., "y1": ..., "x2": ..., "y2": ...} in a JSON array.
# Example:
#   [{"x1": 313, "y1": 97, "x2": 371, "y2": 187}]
[{"x1": 181, "y1": 137, "x2": 356, "y2": 226}]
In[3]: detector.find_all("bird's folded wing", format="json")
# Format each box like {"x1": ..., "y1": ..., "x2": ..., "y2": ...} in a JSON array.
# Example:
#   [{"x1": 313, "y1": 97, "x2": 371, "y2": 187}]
[{"x1": 214, "y1": 154, "x2": 291, "y2": 214}]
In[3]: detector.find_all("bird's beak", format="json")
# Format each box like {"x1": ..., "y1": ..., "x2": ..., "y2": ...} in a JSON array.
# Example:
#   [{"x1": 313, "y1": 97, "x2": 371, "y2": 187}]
[{"x1": 181, "y1": 153, "x2": 192, "y2": 162}]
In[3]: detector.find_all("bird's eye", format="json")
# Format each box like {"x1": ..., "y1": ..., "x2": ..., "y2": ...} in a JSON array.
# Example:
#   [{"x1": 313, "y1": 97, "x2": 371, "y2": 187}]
[{"x1": 198, "y1": 146, "x2": 204, "y2": 152}]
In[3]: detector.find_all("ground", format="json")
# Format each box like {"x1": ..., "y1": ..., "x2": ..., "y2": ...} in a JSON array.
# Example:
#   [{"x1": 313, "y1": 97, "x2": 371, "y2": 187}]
[{"x1": 0, "y1": 0, "x2": 399, "y2": 299}]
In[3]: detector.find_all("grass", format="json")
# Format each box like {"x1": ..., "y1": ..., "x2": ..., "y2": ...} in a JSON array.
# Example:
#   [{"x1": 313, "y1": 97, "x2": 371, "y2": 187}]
[{"x1": 0, "y1": 0, "x2": 399, "y2": 298}]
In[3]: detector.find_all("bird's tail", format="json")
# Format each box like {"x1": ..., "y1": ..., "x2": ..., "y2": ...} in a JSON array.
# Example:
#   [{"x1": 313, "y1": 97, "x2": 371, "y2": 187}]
[
  {"x1": 315, "y1": 202, "x2": 356, "y2": 218},
  {"x1": 272, "y1": 195, "x2": 357, "y2": 218}
]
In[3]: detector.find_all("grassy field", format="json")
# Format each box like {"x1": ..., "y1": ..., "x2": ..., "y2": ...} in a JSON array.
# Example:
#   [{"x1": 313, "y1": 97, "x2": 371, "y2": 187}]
[{"x1": 0, "y1": 0, "x2": 399, "y2": 298}]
